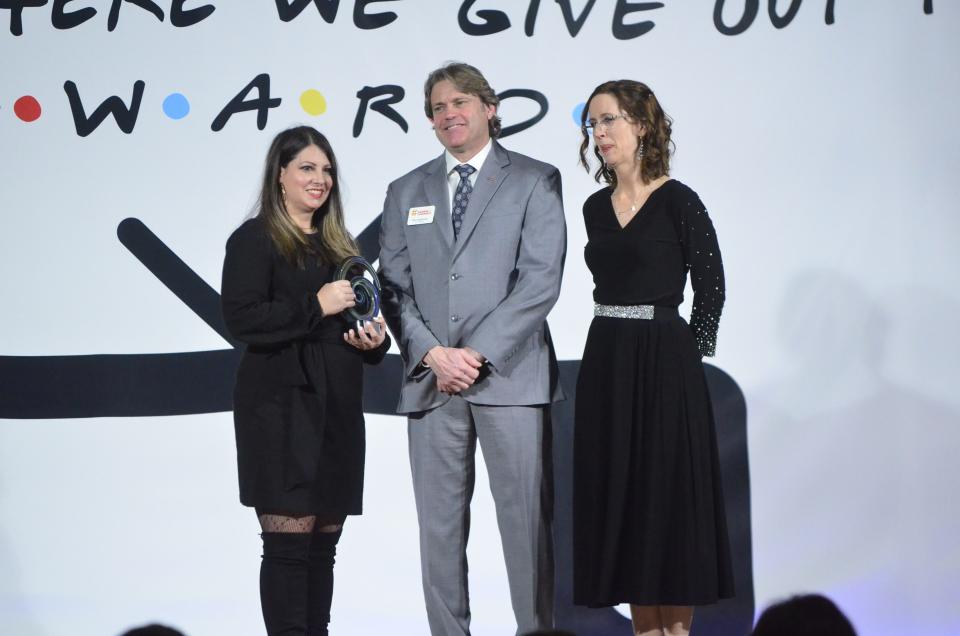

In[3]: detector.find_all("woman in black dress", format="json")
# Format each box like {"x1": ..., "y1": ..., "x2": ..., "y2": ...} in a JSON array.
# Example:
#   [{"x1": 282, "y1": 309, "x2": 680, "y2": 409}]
[
  {"x1": 573, "y1": 81, "x2": 734, "y2": 635},
  {"x1": 221, "y1": 126, "x2": 389, "y2": 635}
]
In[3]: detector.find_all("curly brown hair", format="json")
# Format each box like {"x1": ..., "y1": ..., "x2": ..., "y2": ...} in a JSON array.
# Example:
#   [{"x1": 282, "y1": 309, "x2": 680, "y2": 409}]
[{"x1": 579, "y1": 80, "x2": 674, "y2": 186}]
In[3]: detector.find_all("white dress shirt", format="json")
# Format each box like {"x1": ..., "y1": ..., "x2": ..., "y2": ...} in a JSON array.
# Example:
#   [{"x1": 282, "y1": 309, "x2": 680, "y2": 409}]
[{"x1": 443, "y1": 139, "x2": 493, "y2": 212}]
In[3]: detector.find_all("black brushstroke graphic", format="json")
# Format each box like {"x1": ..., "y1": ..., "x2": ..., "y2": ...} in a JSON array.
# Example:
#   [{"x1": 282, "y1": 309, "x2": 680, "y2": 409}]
[{"x1": 0, "y1": 217, "x2": 753, "y2": 635}]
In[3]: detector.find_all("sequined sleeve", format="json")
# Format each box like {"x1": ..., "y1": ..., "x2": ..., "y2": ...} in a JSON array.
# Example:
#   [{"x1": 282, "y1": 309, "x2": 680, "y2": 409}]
[{"x1": 679, "y1": 191, "x2": 725, "y2": 357}]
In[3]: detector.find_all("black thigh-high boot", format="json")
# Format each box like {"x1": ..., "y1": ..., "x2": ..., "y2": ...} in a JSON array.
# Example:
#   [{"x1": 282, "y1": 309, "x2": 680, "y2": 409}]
[
  {"x1": 260, "y1": 532, "x2": 312, "y2": 635},
  {"x1": 306, "y1": 528, "x2": 342, "y2": 636}
]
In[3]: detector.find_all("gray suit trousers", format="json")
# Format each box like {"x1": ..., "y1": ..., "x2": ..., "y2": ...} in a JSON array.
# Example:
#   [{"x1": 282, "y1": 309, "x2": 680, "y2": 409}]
[{"x1": 408, "y1": 397, "x2": 554, "y2": 636}]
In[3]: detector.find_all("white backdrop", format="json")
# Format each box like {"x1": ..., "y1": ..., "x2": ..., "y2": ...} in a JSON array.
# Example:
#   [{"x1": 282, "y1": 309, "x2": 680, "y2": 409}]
[{"x1": 1, "y1": 2, "x2": 958, "y2": 635}]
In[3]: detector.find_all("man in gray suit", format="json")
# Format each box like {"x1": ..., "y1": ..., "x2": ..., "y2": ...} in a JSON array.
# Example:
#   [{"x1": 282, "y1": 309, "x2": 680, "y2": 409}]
[{"x1": 378, "y1": 62, "x2": 566, "y2": 635}]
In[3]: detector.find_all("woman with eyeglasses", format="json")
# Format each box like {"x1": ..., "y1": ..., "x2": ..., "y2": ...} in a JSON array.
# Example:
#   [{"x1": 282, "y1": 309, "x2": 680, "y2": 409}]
[
  {"x1": 221, "y1": 125, "x2": 389, "y2": 635},
  {"x1": 572, "y1": 81, "x2": 734, "y2": 635}
]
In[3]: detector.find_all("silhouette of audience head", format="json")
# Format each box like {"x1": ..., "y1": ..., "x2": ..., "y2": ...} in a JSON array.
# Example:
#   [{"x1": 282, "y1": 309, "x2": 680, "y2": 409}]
[
  {"x1": 752, "y1": 593, "x2": 856, "y2": 636},
  {"x1": 119, "y1": 624, "x2": 186, "y2": 636}
]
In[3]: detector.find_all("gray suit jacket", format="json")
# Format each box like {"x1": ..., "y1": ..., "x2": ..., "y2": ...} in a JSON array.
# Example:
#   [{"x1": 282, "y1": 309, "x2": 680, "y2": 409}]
[{"x1": 379, "y1": 141, "x2": 567, "y2": 414}]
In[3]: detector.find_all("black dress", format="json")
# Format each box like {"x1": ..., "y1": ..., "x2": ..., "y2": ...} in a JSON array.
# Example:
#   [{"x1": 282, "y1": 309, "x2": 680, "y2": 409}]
[
  {"x1": 573, "y1": 179, "x2": 734, "y2": 607},
  {"x1": 221, "y1": 217, "x2": 389, "y2": 516}
]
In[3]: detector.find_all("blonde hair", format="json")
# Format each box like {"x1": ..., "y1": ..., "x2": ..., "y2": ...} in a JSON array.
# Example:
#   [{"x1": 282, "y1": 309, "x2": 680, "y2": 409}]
[{"x1": 423, "y1": 62, "x2": 502, "y2": 138}]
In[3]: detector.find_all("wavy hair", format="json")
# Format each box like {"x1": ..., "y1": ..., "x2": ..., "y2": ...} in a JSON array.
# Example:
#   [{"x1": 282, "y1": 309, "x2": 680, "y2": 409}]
[
  {"x1": 256, "y1": 126, "x2": 357, "y2": 267},
  {"x1": 423, "y1": 62, "x2": 502, "y2": 138},
  {"x1": 579, "y1": 80, "x2": 674, "y2": 187}
]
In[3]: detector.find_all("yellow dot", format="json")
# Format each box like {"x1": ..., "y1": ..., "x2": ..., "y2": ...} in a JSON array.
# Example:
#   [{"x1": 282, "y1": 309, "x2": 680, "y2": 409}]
[{"x1": 300, "y1": 89, "x2": 327, "y2": 116}]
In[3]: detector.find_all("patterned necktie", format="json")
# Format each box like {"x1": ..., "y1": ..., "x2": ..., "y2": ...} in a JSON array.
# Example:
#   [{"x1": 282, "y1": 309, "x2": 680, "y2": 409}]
[{"x1": 451, "y1": 164, "x2": 476, "y2": 241}]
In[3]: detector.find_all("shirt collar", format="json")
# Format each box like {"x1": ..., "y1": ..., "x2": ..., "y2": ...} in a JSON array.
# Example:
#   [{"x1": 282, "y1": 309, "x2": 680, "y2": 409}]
[{"x1": 445, "y1": 139, "x2": 493, "y2": 176}]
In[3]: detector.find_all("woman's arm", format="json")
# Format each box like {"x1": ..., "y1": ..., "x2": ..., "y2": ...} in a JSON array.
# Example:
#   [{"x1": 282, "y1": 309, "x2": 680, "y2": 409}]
[
  {"x1": 680, "y1": 192, "x2": 725, "y2": 357},
  {"x1": 220, "y1": 222, "x2": 324, "y2": 346}
]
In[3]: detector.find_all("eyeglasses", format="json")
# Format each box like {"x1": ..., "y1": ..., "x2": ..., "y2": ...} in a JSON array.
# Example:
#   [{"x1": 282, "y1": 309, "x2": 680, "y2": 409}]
[{"x1": 582, "y1": 114, "x2": 626, "y2": 135}]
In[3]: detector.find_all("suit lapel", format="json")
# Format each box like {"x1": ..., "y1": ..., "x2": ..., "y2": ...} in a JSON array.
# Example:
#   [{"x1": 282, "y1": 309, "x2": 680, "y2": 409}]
[
  {"x1": 422, "y1": 155, "x2": 454, "y2": 250},
  {"x1": 452, "y1": 142, "x2": 511, "y2": 262}
]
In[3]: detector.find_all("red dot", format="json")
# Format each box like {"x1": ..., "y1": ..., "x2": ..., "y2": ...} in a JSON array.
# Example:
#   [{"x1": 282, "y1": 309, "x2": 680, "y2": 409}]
[{"x1": 14, "y1": 96, "x2": 42, "y2": 122}]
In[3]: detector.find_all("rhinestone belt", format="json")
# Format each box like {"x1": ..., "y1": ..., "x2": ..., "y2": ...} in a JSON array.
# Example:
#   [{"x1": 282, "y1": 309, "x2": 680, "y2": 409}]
[{"x1": 594, "y1": 303, "x2": 655, "y2": 319}]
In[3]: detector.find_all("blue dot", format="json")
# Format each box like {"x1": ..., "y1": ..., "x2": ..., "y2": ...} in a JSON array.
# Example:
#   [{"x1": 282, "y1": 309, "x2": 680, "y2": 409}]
[
  {"x1": 162, "y1": 93, "x2": 190, "y2": 120},
  {"x1": 572, "y1": 102, "x2": 586, "y2": 126}
]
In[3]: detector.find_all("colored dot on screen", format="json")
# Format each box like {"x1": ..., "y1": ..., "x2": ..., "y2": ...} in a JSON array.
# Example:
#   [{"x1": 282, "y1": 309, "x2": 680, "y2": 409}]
[
  {"x1": 300, "y1": 90, "x2": 327, "y2": 116},
  {"x1": 14, "y1": 96, "x2": 42, "y2": 122},
  {"x1": 162, "y1": 93, "x2": 190, "y2": 120},
  {"x1": 572, "y1": 102, "x2": 586, "y2": 127}
]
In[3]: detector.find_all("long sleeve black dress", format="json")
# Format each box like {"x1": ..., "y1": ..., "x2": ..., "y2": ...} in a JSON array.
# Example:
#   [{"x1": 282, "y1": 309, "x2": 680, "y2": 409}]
[
  {"x1": 573, "y1": 179, "x2": 734, "y2": 606},
  {"x1": 221, "y1": 217, "x2": 389, "y2": 515}
]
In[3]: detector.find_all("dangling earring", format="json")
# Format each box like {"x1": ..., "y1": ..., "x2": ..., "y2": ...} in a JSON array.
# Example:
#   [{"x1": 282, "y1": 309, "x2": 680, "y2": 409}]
[
  {"x1": 637, "y1": 138, "x2": 645, "y2": 160},
  {"x1": 280, "y1": 184, "x2": 287, "y2": 201}
]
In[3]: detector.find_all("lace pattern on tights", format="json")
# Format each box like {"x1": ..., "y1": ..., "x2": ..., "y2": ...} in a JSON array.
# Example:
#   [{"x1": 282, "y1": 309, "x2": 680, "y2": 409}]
[{"x1": 257, "y1": 512, "x2": 343, "y2": 533}]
